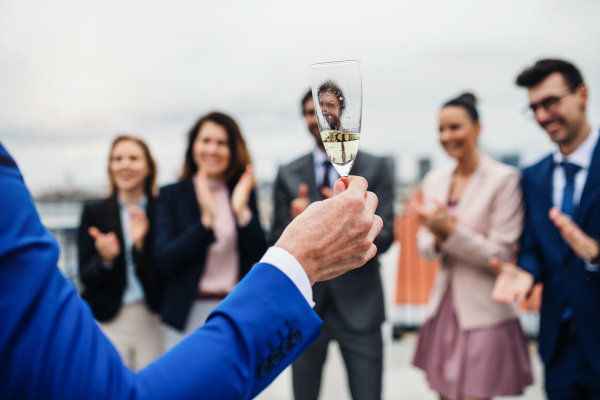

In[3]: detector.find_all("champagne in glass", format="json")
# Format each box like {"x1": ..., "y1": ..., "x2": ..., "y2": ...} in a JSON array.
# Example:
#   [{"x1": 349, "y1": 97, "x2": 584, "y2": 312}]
[{"x1": 310, "y1": 61, "x2": 362, "y2": 177}]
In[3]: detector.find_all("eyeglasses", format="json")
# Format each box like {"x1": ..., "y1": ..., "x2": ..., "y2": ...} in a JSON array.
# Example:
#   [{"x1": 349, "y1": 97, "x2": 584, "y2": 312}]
[{"x1": 523, "y1": 89, "x2": 573, "y2": 118}]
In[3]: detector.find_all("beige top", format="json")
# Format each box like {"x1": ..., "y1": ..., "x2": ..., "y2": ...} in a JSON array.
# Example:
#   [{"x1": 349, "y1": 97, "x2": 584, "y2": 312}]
[{"x1": 417, "y1": 154, "x2": 524, "y2": 330}]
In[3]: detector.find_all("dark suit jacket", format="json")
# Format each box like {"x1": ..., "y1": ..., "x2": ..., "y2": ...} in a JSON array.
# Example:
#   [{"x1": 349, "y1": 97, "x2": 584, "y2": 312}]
[
  {"x1": 78, "y1": 196, "x2": 163, "y2": 322},
  {"x1": 154, "y1": 179, "x2": 268, "y2": 331},
  {"x1": 273, "y1": 151, "x2": 395, "y2": 332},
  {"x1": 518, "y1": 133, "x2": 600, "y2": 376}
]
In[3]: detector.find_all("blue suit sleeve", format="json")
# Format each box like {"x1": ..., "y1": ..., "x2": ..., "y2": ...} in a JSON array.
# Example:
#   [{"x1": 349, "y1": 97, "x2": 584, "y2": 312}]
[
  {"x1": 516, "y1": 170, "x2": 544, "y2": 283},
  {"x1": 135, "y1": 263, "x2": 322, "y2": 400},
  {"x1": 0, "y1": 143, "x2": 323, "y2": 400}
]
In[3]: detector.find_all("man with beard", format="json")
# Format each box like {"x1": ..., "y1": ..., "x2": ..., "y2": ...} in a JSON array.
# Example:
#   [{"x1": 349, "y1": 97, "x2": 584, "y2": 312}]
[
  {"x1": 492, "y1": 59, "x2": 600, "y2": 399},
  {"x1": 272, "y1": 89, "x2": 394, "y2": 400}
]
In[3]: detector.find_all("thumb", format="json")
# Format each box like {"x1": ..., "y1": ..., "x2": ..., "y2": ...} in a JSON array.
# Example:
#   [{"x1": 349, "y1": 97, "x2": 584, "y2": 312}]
[
  {"x1": 489, "y1": 257, "x2": 503, "y2": 272},
  {"x1": 333, "y1": 178, "x2": 348, "y2": 197},
  {"x1": 88, "y1": 227, "x2": 101, "y2": 240},
  {"x1": 298, "y1": 183, "x2": 309, "y2": 199}
]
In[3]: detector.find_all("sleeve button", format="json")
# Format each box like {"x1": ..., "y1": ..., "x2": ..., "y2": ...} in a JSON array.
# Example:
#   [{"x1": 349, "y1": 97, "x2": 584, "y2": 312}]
[
  {"x1": 258, "y1": 361, "x2": 272, "y2": 378},
  {"x1": 290, "y1": 329, "x2": 302, "y2": 345},
  {"x1": 270, "y1": 349, "x2": 283, "y2": 366},
  {"x1": 281, "y1": 339, "x2": 293, "y2": 355}
]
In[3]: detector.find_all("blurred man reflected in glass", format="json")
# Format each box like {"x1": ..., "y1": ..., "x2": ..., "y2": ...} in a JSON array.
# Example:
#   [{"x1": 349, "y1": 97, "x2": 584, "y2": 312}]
[{"x1": 272, "y1": 90, "x2": 395, "y2": 400}]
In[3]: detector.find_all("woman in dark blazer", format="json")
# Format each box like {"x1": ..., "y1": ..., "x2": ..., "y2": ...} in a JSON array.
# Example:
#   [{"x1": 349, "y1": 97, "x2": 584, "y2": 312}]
[
  {"x1": 78, "y1": 135, "x2": 164, "y2": 371},
  {"x1": 154, "y1": 112, "x2": 267, "y2": 349}
]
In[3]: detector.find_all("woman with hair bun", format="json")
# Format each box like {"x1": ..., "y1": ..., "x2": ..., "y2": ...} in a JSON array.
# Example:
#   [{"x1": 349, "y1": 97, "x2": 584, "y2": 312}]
[{"x1": 409, "y1": 94, "x2": 533, "y2": 400}]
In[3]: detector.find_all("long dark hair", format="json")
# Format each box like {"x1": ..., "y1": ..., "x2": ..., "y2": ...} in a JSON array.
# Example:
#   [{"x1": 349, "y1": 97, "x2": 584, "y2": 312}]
[
  {"x1": 180, "y1": 112, "x2": 251, "y2": 182},
  {"x1": 108, "y1": 135, "x2": 157, "y2": 197}
]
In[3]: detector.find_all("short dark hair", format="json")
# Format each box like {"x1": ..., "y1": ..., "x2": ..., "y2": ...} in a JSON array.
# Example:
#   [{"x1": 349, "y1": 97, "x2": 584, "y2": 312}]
[
  {"x1": 180, "y1": 112, "x2": 251, "y2": 183},
  {"x1": 317, "y1": 81, "x2": 345, "y2": 111},
  {"x1": 443, "y1": 92, "x2": 479, "y2": 123},
  {"x1": 516, "y1": 59, "x2": 584, "y2": 92},
  {"x1": 301, "y1": 90, "x2": 313, "y2": 115}
]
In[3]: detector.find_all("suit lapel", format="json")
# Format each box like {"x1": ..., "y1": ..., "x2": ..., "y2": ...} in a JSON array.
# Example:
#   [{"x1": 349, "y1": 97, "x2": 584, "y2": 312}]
[
  {"x1": 104, "y1": 196, "x2": 124, "y2": 248},
  {"x1": 455, "y1": 154, "x2": 488, "y2": 219},
  {"x1": 182, "y1": 179, "x2": 201, "y2": 220},
  {"x1": 302, "y1": 154, "x2": 320, "y2": 203},
  {"x1": 575, "y1": 133, "x2": 600, "y2": 227}
]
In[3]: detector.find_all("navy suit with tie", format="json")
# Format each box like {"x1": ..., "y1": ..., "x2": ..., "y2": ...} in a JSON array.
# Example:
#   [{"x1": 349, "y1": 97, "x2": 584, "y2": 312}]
[
  {"x1": 518, "y1": 131, "x2": 600, "y2": 398},
  {"x1": 0, "y1": 142, "x2": 323, "y2": 400}
]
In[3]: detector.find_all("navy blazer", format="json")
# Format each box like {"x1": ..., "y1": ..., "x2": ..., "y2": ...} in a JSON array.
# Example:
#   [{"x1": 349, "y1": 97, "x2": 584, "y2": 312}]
[
  {"x1": 518, "y1": 133, "x2": 600, "y2": 376},
  {"x1": 154, "y1": 178, "x2": 268, "y2": 330},
  {"x1": 0, "y1": 142, "x2": 323, "y2": 400},
  {"x1": 78, "y1": 196, "x2": 163, "y2": 321}
]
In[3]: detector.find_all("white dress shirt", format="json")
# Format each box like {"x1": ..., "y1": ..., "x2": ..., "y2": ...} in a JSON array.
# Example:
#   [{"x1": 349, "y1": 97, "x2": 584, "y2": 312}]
[
  {"x1": 313, "y1": 147, "x2": 339, "y2": 189},
  {"x1": 552, "y1": 126, "x2": 599, "y2": 270}
]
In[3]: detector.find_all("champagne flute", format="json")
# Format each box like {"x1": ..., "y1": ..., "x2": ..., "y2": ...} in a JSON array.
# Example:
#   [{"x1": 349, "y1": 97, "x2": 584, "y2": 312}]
[{"x1": 310, "y1": 60, "x2": 362, "y2": 177}]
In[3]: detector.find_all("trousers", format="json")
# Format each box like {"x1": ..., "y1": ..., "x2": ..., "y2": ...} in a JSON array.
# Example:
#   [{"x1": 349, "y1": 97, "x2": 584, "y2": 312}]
[
  {"x1": 545, "y1": 319, "x2": 600, "y2": 400},
  {"x1": 292, "y1": 296, "x2": 382, "y2": 400},
  {"x1": 99, "y1": 301, "x2": 164, "y2": 371}
]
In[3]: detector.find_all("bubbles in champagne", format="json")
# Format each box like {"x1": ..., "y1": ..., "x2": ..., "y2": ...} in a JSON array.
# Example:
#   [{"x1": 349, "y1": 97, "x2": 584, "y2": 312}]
[{"x1": 320, "y1": 130, "x2": 360, "y2": 177}]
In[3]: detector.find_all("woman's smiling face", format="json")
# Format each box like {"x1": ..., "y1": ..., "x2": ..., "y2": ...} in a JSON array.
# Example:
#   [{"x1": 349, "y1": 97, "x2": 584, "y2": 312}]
[
  {"x1": 193, "y1": 120, "x2": 231, "y2": 180},
  {"x1": 438, "y1": 105, "x2": 480, "y2": 160},
  {"x1": 109, "y1": 139, "x2": 150, "y2": 193}
]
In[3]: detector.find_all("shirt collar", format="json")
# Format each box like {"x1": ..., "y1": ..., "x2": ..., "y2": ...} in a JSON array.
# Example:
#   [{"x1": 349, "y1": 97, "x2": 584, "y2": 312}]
[
  {"x1": 553, "y1": 126, "x2": 599, "y2": 169},
  {"x1": 312, "y1": 147, "x2": 330, "y2": 167},
  {"x1": 117, "y1": 195, "x2": 148, "y2": 210}
]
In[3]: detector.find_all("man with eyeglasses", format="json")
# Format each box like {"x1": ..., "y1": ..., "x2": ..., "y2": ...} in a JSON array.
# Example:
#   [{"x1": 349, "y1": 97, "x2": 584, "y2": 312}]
[
  {"x1": 492, "y1": 59, "x2": 600, "y2": 399},
  {"x1": 272, "y1": 90, "x2": 394, "y2": 400}
]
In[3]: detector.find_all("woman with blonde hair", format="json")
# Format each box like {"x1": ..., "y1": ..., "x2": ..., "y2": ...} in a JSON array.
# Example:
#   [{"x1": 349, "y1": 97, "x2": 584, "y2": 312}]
[{"x1": 78, "y1": 135, "x2": 164, "y2": 371}]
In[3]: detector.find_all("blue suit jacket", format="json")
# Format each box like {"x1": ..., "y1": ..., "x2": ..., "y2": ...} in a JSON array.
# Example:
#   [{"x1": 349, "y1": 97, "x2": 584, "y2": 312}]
[
  {"x1": 0, "y1": 142, "x2": 323, "y2": 400},
  {"x1": 518, "y1": 134, "x2": 600, "y2": 375}
]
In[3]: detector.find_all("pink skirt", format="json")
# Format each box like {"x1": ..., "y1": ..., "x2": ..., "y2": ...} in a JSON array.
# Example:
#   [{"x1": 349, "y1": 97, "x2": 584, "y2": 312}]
[{"x1": 413, "y1": 284, "x2": 533, "y2": 400}]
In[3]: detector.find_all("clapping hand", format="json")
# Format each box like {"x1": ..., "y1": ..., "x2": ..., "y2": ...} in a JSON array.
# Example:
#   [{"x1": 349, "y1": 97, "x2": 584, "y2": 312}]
[
  {"x1": 549, "y1": 207, "x2": 600, "y2": 263},
  {"x1": 290, "y1": 183, "x2": 310, "y2": 220},
  {"x1": 321, "y1": 187, "x2": 334, "y2": 199},
  {"x1": 196, "y1": 170, "x2": 216, "y2": 229},
  {"x1": 129, "y1": 206, "x2": 149, "y2": 252},
  {"x1": 231, "y1": 165, "x2": 254, "y2": 224},
  {"x1": 407, "y1": 198, "x2": 456, "y2": 242},
  {"x1": 490, "y1": 258, "x2": 534, "y2": 304},
  {"x1": 88, "y1": 227, "x2": 120, "y2": 264}
]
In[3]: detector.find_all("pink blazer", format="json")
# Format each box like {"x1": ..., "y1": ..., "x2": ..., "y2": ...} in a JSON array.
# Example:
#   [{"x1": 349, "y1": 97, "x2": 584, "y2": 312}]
[{"x1": 417, "y1": 154, "x2": 524, "y2": 330}]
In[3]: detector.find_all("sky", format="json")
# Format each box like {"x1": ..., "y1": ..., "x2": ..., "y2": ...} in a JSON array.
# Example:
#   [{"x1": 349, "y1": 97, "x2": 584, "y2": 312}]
[{"x1": 1, "y1": 0, "x2": 599, "y2": 193}]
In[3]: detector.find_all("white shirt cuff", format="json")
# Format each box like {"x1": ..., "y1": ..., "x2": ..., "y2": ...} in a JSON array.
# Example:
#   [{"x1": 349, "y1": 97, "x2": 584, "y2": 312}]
[
  {"x1": 585, "y1": 262, "x2": 599, "y2": 272},
  {"x1": 259, "y1": 246, "x2": 315, "y2": 308}
]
